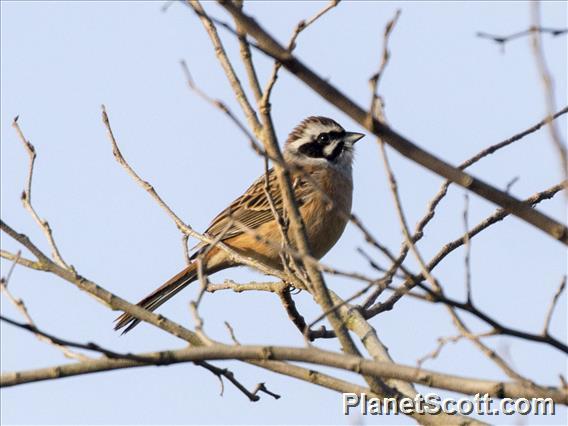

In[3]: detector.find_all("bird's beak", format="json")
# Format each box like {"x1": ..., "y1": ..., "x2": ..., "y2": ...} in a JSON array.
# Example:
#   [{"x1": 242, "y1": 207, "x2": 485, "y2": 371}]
[{"x1": 344, "y1": 132, "x2": 365, "y2": 144}]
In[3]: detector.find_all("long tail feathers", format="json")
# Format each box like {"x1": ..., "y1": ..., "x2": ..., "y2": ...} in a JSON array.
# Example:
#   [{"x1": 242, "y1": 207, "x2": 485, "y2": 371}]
[{"x1": 114, "y1": 262, "x2": 198, "y2": 334}]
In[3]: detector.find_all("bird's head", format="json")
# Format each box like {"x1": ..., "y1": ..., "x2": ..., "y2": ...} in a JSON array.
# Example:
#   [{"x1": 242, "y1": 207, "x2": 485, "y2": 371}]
[{"x1": 283, "y1": 116, "x2": 364, "y2": 174}]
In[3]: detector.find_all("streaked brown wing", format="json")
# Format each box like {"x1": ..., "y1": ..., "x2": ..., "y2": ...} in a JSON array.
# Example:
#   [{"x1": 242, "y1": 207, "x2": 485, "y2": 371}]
[{"x1": 203, "y1": 168, "x2": 310, "y2": 241}]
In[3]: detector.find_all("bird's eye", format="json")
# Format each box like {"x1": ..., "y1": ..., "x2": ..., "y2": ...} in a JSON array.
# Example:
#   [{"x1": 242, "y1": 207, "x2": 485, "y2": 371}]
[{"x1": 317, "y1": 133, "x2": 329, "y2": 143}]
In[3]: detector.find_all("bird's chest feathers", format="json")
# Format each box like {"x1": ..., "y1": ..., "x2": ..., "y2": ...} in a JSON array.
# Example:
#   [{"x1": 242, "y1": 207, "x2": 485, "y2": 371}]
[{"x1": 301, "y1": 169, "x2": 353, "y2": 259}]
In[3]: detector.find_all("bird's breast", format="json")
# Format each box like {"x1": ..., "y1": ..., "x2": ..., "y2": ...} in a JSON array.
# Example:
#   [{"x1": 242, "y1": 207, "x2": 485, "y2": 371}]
[{"x1": 300, "y1": 170, "x2": 353, "y2": 259}]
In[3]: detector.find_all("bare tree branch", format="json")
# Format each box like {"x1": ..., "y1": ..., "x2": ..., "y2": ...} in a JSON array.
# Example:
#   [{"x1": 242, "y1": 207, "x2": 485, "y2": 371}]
[{"x1": 3, "y1": 343, "x2": 565, "y2": 406}]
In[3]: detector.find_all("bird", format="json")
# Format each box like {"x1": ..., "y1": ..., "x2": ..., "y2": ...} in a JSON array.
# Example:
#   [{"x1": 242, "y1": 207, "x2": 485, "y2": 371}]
[{"x1": 114, "y1": 116, "x2": 364, "y2": 333}]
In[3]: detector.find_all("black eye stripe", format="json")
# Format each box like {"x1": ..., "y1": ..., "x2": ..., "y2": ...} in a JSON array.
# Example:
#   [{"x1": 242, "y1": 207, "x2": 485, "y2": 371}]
[
  {"x1": 297, "y1": 130, "x2": 347, "y2": 160},
  {"x1": 298, "y1": 142, "x2": 324, "y2": 158},
  {"x1": 298, "y1": 140, "x2": 346, "y2": 162}
]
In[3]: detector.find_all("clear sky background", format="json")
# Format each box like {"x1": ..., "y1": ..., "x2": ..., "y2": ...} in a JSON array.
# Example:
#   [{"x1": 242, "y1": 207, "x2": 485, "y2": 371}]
[{"x1": 1, "y1": 1, "x2": 566, "y2": 425}]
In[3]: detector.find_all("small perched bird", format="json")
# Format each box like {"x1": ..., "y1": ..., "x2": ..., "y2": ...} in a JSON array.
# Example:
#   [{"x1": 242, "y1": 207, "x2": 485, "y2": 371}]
[{"x1": 115, "y1": 116, "x2": 364, "y2": 333}]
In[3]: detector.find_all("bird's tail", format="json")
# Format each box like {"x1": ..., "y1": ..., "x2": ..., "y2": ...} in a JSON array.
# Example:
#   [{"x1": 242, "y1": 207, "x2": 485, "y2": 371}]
[{"x1": 114, "y1": 262, "x2": 198, "y2": 334}]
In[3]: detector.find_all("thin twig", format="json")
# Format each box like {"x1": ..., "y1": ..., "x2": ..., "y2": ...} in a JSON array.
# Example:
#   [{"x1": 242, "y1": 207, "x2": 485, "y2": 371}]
[
  {"x1": 180, "y1": 60, "x2": 266, "y2": 158},
  {"x1": 369, "y1": 9, "x2": 401, "y2": 121},
  {"x1": 181, "y1": 234, "x2": 191, "y2": 265},
  {"x1": 233, "y1": 0, "x2": 263, "y2": 103},
  {"x1": 477, "y1": 26, "x2": 567, "y2": 48},
  {"x1": 224, "y1": 321, "x2": 240, "y2": 345},
  {"x1": 378, "y1": 139, "x2": 441, "y2": 295},
  {"x1": 276, "y1": 286, "x2": 312, "y2": 344},
  {"x1": 263, "y1": 0, "x2": 339, "y2": 102},
  {"x1": 417, "y1": 331, "x2": 497, "y2": 368},
  {"x1": 0, "y1": 315, "x2": 149, "y2": 362},
  {"x1": 505, "y1": 176, "x2": 519, "y2": 193},
  {"x1": 1, "y1": 250, "x2": 20, "y2": 286},
  {"x1": 406, "y1": 283, "x2": 568, "y2": 354},
  {"x1": 251, "y1": 382, "x2": 281, "y2": 400},
  {"x1": 463, "y1": 193, "x2": 472, "y2": 304},
  {"x1": 12, "y1": 116, "x2": 71, "y2": 269},
  {"x1": 193, "y1": 219, "x2": 235, "y2": 309},
  {"x1": 542, "y1": 276, "x2": 566, "y2": 336},
  {"x1": 417, "y1": 334, "x2": 464, "y2": 368},
  {"x1": 530, "y1": 4, "x2": 568, "y2": 181},
  {"x1": 0, "y1": 253, "x2": 88, "y2": 361},
  {"x1": 188, "y1": 0, "x2": 262, "y2": 138}
]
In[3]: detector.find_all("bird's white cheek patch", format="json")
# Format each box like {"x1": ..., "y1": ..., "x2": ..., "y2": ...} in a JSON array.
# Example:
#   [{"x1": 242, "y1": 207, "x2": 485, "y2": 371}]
[{"x1": 324, "y1": 141, "x2": 340, "y2": 157}]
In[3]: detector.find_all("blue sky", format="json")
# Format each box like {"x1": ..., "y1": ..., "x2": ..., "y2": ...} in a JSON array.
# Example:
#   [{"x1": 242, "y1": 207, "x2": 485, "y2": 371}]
[{"x1": 1, "y1": 1, "x2": 566, "y2": 424}]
